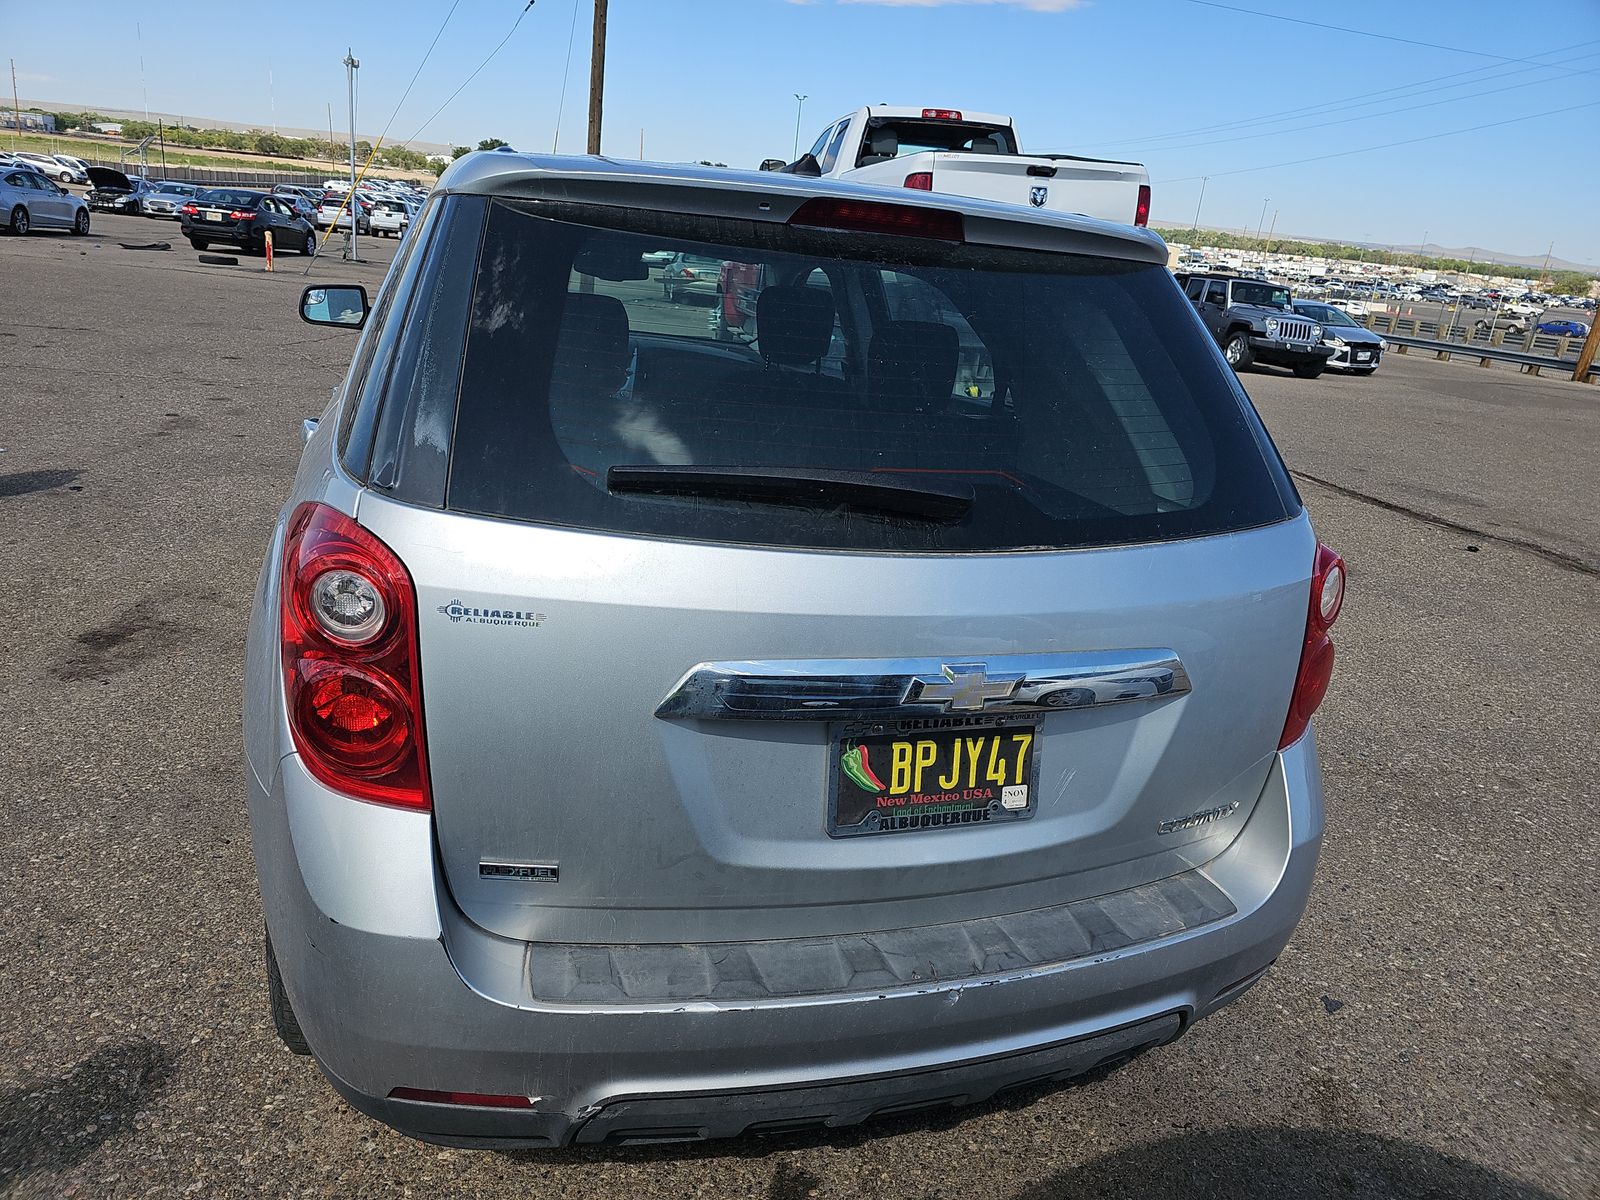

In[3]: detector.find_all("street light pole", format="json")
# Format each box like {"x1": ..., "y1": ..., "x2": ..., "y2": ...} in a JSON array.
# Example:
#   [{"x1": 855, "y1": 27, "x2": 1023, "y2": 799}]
[
  {"x1": 792, "y1": 94, "x2": 808, "y2": 160},
  {"x1": 1190, "y1": 176, "x2": 1208, "y2": 235},
  {"x1": 344, "y1": 49, "x2": 360, "y2": 263},
  {"x1": 1255, "y1": 196, "x2": 1270, "y2": 243}
]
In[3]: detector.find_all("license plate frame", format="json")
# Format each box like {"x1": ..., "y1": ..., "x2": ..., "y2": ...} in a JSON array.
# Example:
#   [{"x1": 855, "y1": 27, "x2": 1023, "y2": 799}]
[
  {"x1": 828, "y1": 715, "x2": 1039, "y2": 839},
  {"x1": 206, "y1": 210, "x2": 224, "y2": 222}
]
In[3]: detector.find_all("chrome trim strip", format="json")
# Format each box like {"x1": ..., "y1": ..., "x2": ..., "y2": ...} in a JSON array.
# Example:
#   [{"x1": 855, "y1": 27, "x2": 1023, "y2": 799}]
[{"x1": 655, "y1": 651, "x2": 1191, "y2": 721}]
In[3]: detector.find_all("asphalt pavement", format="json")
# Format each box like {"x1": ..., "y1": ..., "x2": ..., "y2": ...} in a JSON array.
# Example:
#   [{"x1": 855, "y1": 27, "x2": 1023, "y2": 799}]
[{"x1": 0, "y1": 212, "x2": 1595, "y2": 1199}]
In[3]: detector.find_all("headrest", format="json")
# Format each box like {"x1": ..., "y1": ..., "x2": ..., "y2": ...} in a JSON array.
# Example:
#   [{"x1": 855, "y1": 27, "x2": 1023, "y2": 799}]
[
  {"x1": 865, "y1": 126, "x2": 899, "y2": 159},
  {"x1": 969, "y1": 136, "x2": 1001, "y2": 154},
  {"x1": 868, "y1": 320, "x2": 960, "y2": 413},
  {"x1": 757, "y1": 285, "x2": 835, "y2": 367},
  {"x1": 551, "y1": 292, "x2": 630, "y2": 397}
]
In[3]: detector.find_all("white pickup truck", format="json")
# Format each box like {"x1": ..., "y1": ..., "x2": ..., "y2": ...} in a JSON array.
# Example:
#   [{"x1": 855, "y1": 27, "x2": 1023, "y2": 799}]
[{"x1": 782, "y1": 106, "x2": 1150, "y2": 228}]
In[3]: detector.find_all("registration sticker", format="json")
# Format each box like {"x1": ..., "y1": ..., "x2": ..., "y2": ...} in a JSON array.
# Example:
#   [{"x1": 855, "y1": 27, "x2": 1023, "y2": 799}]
[{"x1": 829, "y1": 716, "x2": 1038, "y2": 837}]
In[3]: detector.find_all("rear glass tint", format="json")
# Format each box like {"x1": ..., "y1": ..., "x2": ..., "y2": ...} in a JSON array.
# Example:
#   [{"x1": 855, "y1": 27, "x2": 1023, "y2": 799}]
[{"x1": 445, "y1": 199, "x2": 1295, "y2": 552}]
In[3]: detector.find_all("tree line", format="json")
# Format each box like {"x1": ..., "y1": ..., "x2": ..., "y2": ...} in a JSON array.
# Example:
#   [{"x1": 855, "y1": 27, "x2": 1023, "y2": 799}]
[{"x1": 1154, "y1": 227, "x2": 1595, "y2": 295}]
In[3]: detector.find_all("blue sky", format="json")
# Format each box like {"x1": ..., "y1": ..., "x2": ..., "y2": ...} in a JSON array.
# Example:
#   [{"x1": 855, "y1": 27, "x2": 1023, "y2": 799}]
[{"x1": 9, "y1": 0, "x2": 1599, "y2": 264}]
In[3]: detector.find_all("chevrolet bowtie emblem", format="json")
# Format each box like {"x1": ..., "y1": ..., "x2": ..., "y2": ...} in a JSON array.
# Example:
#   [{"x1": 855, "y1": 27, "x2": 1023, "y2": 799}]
[{"x1": 905, "y1": 663, "x2": 1023, "y2": 712}]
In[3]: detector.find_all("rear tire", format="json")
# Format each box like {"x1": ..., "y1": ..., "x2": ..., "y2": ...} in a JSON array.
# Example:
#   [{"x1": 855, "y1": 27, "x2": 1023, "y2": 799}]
[
  {"x1": 189, "y1": 237, "x2": 209, "y2": 251},
  {"x1": 1222, "y1": 330, "x2": 1253, "y2": 370},
  {"x1": 9, "y1": 206, "x2": 29, "y2": 236},
  {"x1": 266, "y1": 932, "x2": 311, "y2": 1056},
  {"x1": 72, "y1": 209, "x2": 89, "y2": 237},
  {"x1": 1293, "y1": 363, "x2": 1325, "y2": 379}
]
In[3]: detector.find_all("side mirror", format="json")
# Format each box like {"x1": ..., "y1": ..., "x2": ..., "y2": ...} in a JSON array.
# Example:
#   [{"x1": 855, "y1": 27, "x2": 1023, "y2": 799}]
[
  {"x1": 758, "y1": 158, "x2": 787, "y2": 172},
  {"x1": 300, "y1": 284, "x2": 370, "y2": 329}
]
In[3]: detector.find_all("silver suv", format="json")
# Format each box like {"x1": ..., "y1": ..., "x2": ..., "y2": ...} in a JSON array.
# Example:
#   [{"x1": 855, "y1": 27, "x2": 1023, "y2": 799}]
[{"x1": 246, "y1": 153, "x2": 1345, "y2": 1149}]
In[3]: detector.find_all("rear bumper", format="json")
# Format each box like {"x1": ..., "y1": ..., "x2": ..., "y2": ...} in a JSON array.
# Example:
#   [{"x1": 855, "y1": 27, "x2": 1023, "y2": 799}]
[{"x1": 248, "y1": 735, "x2": 1324, "y2": 1148}]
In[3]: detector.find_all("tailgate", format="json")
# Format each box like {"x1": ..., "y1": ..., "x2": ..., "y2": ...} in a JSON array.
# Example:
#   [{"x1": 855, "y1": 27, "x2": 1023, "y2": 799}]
[
  {"x1": 928, "y1": 153, "x2": 1147, "y2": 225},
  {"x1": 360, "y1": 496, "x2": 1313, "y2": 946}
]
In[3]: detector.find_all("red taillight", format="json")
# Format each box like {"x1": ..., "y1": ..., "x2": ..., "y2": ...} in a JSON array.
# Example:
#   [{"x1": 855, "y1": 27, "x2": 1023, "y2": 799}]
[
  {"x1": 388, "y1": 1088, "x2": 534, "y2": 1109},
  {"x1": 230, "y1": 209, "x2": 257, "y2": 221},
  {"x1": 921, "y1": 108, "x2": 962, "y2": 120},
  {"x1": 679, "y1": 268, "x2": 696, "y2": 279},
  {"x1": 281, "y1": 503, "x2": 430, "y2": 810},
  {"x1": 789, "y1": 197, "x2": 963, "y2": 241},
  {"x1": 1134, "y1": 184, "x2": 1151, "y2": 227},
  {"x1": 180, "y1": 203, "x2": 198, "y2": 216},
  {"x1": 1279, "y1": 542, "x2": 1346, "y2": 750},
  {"x1": 903, "y1": 171, "x2": 933, "y2": 191}
]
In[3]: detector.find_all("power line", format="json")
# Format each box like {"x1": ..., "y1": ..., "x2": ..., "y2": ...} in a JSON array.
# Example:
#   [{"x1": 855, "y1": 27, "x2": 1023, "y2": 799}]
[
  {"x1": 1154, "y1": 99, "x2": 1600, "y2": 184},
  {"x1": 1183, "y1": 0, "x2": 1600, "y2": 73},
  {"x1": 552, "y1": 0, "x2": 582, "y2": 151},
  {"x1": 407, "y1": 1, "x2": 537, "y2": 145},
  {"x1": 1067, "y1": 39, "x2": 1600, "y2": 150},
  {"x1": 1137, "y1": 60, "x2": 1600, "y2": 155},
  {"x1": 387, "y1": 0, "x2": 463, "y2": 147}
]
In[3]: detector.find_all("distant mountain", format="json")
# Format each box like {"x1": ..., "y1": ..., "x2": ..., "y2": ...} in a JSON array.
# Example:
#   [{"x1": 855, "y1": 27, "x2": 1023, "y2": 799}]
[
  {"x1": 1158, "y1": 220, "x2": 1597, "y2": 275},
  {"x1": 18, "y1": 97, "x2": 453, "y2": 156}
]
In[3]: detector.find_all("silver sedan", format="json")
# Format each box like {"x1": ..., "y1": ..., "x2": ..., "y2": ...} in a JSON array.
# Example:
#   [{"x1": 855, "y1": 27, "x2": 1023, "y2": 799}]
[{"x1": 0, "y1": 167, "x2": 90, "y2": 236}]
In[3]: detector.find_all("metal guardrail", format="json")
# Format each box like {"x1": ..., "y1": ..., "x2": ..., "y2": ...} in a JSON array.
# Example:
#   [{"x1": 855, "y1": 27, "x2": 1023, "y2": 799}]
[
  {"x1": 1365, "y1": 312, "x2": 1589, "y2": 361},
  {"x1": 1374, "y1": 330, "x2": 1599, "y2": 381}
]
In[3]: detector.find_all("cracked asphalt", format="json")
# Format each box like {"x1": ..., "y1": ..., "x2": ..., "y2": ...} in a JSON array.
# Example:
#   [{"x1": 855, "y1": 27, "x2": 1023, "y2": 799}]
[{"x1": 0, "y1": 211, "x2": 1595, "y2": 1198}]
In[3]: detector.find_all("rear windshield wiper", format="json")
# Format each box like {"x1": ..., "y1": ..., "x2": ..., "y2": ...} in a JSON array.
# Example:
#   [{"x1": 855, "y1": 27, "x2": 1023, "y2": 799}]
[{"x1": 606, "y1": 466, "x2": 973, "y2": 522}]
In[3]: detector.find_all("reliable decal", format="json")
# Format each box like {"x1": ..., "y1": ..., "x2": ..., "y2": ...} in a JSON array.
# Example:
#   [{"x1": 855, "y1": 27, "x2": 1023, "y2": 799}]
[{"x1": 437, "y1": 598, "x2": 546, "y2": 629}]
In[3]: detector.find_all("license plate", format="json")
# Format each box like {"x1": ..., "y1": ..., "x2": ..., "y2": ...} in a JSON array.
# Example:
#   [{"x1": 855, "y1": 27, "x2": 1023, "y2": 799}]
[
  {"x1": 830, "y1": 719, "x2": 1037, "y2": 838},
  {"x1": 206, "y1": 210, "x2": 223, "y2": 221}
]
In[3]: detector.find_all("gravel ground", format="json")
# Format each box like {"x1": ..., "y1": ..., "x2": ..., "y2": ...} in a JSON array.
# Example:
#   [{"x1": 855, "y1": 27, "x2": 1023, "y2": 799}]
[{"x1": 0, "y1": 214, "x2": 1595, "y2": 1198}]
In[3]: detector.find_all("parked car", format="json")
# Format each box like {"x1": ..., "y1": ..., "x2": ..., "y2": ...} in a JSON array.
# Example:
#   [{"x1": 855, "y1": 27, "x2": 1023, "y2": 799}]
[
  {"x1": 0, "y1": 167, "x2": 91, "y2": 236},
  {"x1": 11, "y1": 151, "x2": 78, "y2": 183},
  {"x1": 661, "y1": 252, "x2": 723, "y2": 302},
  {"x1": 53, "y1": 154, "x2": 93, "y2": 182},
  {"x1": 369, "y1": 198, "x2": 411, "y2": 237},
  {"x1": 255, "y1": 154, "x2": 1344, "y2": 1149},
  {"x1": 1536, "y1": 319, "x2": 1590, "y2": 338},
  {"x1": 180, "y1": 188, "x2": 317, "y2": 255},
  {"x1": 1177, "y1": 273, "x2": 1334, "y2": 377},
  {"x1": 141, "y1": 181, "x2": 202, "y2": 218},
  {"x1": 282, "y1": 194, "x2": 320, "y2": 224},
  {"x1": 1291, "y1": 301, "x2": 1386, "y2": 375},
  {"x1": 316, "y1": 190, "x2": 372, "y2": 234},
  {"x1": 85, "y1": 166, "x2": 155, "y2": 213}
]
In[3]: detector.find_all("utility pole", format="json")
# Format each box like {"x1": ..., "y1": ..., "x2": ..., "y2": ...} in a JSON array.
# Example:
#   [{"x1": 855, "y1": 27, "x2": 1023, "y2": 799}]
[
  {"x1": 328, "y1": 103, "x2": 336, "y2": 168},
  {"x1": 344, "y1": 49, "x2": 361, "y2": 262},
  {"x1": 1255, "y1": 196, "x2": 1270, "y2": 244},
  {"x1": 1190, "y1": 176, "x2": 1208, "y2": 235},
  {"x1": 639, "y1": 127, "x2": 644, "y2": 159},
  {"x1": 158, "y1": 119, "x2": 167, "y2": 174},
  {"x1": 1538, "y1": 240, "x2": 1554, "y2": 289},
  {"x1": 9, "y1": 59, "x2": 19, "y2": 150},
  {"x1": 1572, "y1": 316, "x2": 1599, "y2": 384},
  {"x1": 1264, "y1": 209, "x2": 1278, "y2": 254},
  {"x1": 587, "y1": 0, "x2": 607, "y2": 155},
  {"x1": 792, "y1": 94, "x2": 808, "y2": 159}
]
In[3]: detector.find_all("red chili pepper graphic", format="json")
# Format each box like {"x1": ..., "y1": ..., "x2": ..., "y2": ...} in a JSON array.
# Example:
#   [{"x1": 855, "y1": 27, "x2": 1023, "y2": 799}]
[{"x1": 857, "y1": 745, "x2": 887, "y2": 791}]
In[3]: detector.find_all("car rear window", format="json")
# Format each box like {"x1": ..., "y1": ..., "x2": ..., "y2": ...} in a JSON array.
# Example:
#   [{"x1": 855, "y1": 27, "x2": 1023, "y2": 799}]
[{"x1": 437, "y1": 198, "x2": 1296, "y2": 552}]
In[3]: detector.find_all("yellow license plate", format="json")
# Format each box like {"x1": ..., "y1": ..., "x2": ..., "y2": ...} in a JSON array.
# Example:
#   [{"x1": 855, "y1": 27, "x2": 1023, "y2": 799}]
[{"x1": 831, "y1": 722, "x2": 1037, "y2": 837}]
